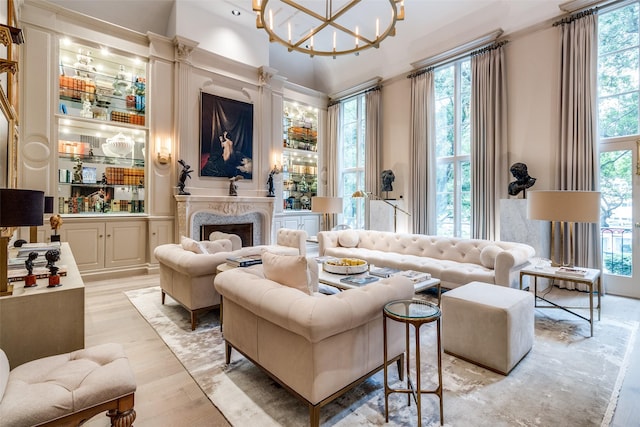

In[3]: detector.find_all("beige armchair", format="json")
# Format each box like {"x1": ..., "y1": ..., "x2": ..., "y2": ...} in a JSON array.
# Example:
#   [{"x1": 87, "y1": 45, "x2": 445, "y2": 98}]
[{"x1": 275, "y1": 228, "x2": 308, "y2": 256}]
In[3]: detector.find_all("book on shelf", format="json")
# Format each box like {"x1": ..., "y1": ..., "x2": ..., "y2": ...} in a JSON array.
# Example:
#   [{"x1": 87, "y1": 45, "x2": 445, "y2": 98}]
[
  {"x1": 339, "y1": 275, "x2": 379, "y2": 286},
  {"x1": 8, "y1": 266, "x2": 68, "y2": 283},
  {"x1": 398, "y1": 270, "x2": 432, "y2": 283},
  {"x1": 556, "y1": 267, "x2": 588, "y2": 277},
  {"x1": 369, "y1": 266, "x2": 402, "y2": 278},
  {"x1": 226, "y1": 254, "x2": 263, "y2": 267}
]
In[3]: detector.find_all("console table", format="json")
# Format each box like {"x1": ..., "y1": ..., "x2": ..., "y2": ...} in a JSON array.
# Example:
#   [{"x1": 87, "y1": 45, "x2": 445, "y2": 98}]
[
  {"x1": 519, "y1": 265, "x2": 601, "y2": 337},
  {"x1": 0, "y1": 243, "x2": 85, "y2": 368}
]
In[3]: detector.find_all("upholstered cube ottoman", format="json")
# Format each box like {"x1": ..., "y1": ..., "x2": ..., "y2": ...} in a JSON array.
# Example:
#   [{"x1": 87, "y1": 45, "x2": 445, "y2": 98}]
[{"x1": 442, "y1": 281, "x2": 534, "y2": 375}]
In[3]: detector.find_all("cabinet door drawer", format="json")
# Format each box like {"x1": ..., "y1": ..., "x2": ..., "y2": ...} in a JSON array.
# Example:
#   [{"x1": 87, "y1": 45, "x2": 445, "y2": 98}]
[
  {"x1": 60, "y1": 223, "x2": 106, "y2": 271},
  {"x1": 105, "y1": 221, "x2": 147, "y2": 268}
]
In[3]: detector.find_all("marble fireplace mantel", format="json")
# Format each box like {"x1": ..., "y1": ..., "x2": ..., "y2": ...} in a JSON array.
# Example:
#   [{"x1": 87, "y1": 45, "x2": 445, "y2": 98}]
[{"x1": 174, "y1": 195, "x2": 275, "y2": 245}]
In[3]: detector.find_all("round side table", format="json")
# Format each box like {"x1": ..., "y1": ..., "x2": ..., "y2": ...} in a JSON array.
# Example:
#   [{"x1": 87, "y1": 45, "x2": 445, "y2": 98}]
[{"x1": 383, "y1": 299, "x2": 443, "y2": 426}]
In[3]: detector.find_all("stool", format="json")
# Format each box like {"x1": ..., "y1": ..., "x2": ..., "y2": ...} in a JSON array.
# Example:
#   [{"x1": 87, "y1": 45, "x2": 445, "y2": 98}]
[
  {"x1": 0, "y1": 343, "x2": 137, "y2": 426},
  {"x1": 441, "y1": 281, "x2": 534, "y2": 375}
]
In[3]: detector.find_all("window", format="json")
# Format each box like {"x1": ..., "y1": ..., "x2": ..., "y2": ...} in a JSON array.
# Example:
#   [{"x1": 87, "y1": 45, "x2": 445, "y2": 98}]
[
  {"x1": 597, "y1": 3, "x2": 638, "y2": 278},
  {"x1": 433, "y1": 60, "x2": 472, "y2": 238},
  {"x1": 339, "y1": 94, "x2": 366, "y2": 229}
]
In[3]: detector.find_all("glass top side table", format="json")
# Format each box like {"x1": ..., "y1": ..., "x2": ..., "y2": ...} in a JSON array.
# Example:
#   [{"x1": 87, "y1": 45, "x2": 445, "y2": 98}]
[{"x1": 383, "y1": 299, "x2": 443, "y2": 426}]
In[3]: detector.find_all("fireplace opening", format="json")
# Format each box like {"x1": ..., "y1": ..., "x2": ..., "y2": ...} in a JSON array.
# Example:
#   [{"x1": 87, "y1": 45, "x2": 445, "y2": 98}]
[{"x1": 201, "y1": 223, "x2": 253, "y2": 247}]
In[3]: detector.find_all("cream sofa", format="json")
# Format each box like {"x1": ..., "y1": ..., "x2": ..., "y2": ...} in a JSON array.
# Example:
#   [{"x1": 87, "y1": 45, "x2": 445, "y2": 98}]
[
  {"x1": 318, "y1": 230, "x2": 535, "y2": 289},
  {"x1": 154, "y1": 229, "x2": 307, "y2": 330},
  {"x1": 213, "y1": 266, "x2": 414, "y2": 426}
]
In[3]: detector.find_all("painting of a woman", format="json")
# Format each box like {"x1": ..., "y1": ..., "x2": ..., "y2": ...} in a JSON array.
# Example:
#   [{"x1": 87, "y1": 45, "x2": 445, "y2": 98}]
[{"x1": 200, "y1": 93, "x2": 253, "y2": 179}]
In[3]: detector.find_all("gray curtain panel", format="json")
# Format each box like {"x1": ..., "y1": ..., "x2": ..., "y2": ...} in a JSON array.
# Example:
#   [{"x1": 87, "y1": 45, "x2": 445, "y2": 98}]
[{"x1": 365, "y1": 88, "x2": 381, "y2": 196}]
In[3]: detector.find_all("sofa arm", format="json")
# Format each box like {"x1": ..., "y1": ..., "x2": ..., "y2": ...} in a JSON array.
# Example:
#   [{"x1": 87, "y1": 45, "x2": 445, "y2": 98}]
[
  {"x1": 215, "y1": 270, "x2": 414, "y2": 342},
  {"x1": 494, "y1": 244, "x2": 535, "y2": 286},
  {"x1": 154, "y1": 244, "x2": 229, "y2": 277},
  {"x1": 317, "y1": 231, "x2": 341, "y2": 256},
  {"x1": 276, "y1": 228, "x2": 308, "y2": 256}
]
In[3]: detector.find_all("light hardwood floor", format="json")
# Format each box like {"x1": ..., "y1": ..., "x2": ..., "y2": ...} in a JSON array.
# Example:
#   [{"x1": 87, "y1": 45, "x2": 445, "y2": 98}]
[{"x1": 82, "y1": 273, "x2": 640, "y2": 427}]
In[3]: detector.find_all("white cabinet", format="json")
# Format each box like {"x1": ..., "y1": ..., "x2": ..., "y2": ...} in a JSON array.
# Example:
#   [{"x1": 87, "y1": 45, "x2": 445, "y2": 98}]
[
  {"x1": 274, "y1": 212, "x2": 320, "y2": 240},
  {"x1": 148, "y1": 219, "x2": 174, "y2": 264},
  {"x1": 59, "y1": 218, "x2": 147, "y2": 278}
]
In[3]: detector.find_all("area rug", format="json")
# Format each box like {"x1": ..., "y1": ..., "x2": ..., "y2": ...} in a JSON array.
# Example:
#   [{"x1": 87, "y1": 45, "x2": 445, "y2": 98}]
[{"x1": 126, "y1": 286, "x2": 637, "y2": 427}]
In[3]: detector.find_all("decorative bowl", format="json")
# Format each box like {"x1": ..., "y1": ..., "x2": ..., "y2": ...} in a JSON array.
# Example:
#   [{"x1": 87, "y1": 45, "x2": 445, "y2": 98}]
[
  {"x1": 323, "y1": 258, "x2": 368, "y2": 275},
  {"x1": 104, "y1": 133, "x2": 134, "y2": 157}
]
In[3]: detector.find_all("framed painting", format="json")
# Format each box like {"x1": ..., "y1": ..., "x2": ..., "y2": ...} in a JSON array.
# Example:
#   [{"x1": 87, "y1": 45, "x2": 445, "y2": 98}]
[{"x1": 200, "y1": 92, "x2": 253, "y2": 179}]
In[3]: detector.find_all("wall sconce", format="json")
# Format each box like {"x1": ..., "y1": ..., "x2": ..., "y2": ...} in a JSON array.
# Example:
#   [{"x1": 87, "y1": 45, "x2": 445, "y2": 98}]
[{"x1": 157, "y1": 137, "x2": 171, "y2": 165}]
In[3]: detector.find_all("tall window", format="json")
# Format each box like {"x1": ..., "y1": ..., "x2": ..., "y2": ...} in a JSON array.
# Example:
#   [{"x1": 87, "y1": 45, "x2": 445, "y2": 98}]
[
  {"x1": 339, "y1": 95, "x2": 366, "y2": 229},
  {"x1": 433, "y1": 60, "x2": 472, "y2": 238},
  {"x1": 597, "y1": 2, "x2": 638, "y2": 278}
]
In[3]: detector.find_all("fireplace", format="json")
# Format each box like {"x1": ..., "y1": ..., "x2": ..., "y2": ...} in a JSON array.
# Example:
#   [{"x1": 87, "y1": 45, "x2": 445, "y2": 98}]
[
  {"x1": 175, "y1": 195, "x2": 275, "y2": 246},
  {"x1": 201, "y1": 223, "x2": 253, "y2": 247}
]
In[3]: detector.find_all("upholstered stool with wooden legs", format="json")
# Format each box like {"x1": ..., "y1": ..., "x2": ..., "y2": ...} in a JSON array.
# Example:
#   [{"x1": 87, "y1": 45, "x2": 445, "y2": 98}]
[{"x1": 0, "y1": 343, "x2": 137, "y2": 427}]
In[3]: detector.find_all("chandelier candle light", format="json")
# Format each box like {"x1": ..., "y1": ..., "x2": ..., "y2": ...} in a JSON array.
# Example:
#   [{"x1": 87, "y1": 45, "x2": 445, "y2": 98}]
[{"x1": 252, "y1": 0, "x2": 405, "y2": 58}]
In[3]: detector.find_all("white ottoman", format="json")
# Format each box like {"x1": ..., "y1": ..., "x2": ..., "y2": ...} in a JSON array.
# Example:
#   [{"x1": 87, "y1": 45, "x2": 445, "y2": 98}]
[{"x1": 442, "y1": 281, "x2": 534, "y2": 375}]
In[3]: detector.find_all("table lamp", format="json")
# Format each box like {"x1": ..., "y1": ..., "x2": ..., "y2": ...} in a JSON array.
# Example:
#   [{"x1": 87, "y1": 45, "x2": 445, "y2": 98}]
[
  {"x1": 0, "y1": 189, "x2": 45, "y2": 296},
  {"x1": 29, "y1": 195, "x2": 54, "y2": 243},
  {"x1": 527, "y1": 190, "x2": 600, "y2": 267},
  {"x1": 311, "y1": 196, "x2": 343, "y2": 231},
  {"x1": 352, "y1": 190, "x2": 411, "y2": 232}
]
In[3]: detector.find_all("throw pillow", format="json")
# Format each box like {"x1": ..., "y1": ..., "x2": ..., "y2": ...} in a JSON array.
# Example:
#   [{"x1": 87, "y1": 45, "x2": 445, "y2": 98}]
[
  {"x1": 338, "y1": 230, "x2": 359, "y2": 248},
  {"x1": 180, "y1": 236, "x2": 204, "y2": 254},
  {"x1": 262, "y1": 251, "x2": 312, "y2": 295},
  {"x1": 480, "y1": 245, "x2": 503, "y2": 269},
  {"x1": 200, "y1": 239, "x2": 232, "y2": 254}
]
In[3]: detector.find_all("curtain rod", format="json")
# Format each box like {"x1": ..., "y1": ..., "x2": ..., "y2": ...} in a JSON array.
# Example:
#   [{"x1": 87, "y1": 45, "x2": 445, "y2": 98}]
[
  {"x1": 329, "y1": 85, "x2": 382, "y2": 105},
  {"x1": 553, "y1": 7, "x2": 597, "y2": 26}
]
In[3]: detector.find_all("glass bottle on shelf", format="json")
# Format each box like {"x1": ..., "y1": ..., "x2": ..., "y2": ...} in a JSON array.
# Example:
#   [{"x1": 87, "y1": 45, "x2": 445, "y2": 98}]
[
  {"x1": 57, "y1": 119, "x2": 146, "y2": 215},
  {"x1": 282, "y1": 100, "x2": 319, "y2": 211},
  {"x1": 59, "y1": 38, "x2": 146, "y2": 126}
]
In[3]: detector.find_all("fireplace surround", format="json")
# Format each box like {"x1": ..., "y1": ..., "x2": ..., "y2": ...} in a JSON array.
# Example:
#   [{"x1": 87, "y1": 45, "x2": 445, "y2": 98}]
[{"x1": 174, "y1": 195, "x2": 275, "y2": 246}]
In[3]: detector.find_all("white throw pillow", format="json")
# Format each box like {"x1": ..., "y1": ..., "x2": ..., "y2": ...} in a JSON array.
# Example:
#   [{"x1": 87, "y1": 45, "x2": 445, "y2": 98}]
[
  {"x1": 480, "y1": 245, "x2": 503, "y2": 269},
  {"x1": 199, "y1": 239, "x2": 232, "y2": 254},
  {"x1": 338, "y1": 230, "x2": 359, "y2": 248},
  {"x1": 262, "y1": 251, "x2": 312, "y2": 295},
  {"x1": 180, "y1": 236, "x2": 204, "y2": 254}
]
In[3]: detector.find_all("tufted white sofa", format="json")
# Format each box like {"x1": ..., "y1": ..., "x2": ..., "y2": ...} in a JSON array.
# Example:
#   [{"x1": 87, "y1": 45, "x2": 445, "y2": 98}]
[
  {"x1": 154, "y1": 229, "x2": 308, "y2": 330},
  {"x1": 318, "y1": 230, "x2": 535, "y2": 289},
  {"x1": 214, "y1": 266, "x2": 414, "y2": 426}
]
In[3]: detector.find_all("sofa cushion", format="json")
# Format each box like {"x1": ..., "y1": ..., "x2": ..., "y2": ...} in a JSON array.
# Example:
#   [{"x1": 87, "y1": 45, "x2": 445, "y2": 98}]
[
  {"x1": 262, "y1": 251, "x2": 312, "y2": 295},
  {"x1": 200, "y1": 239, "x2": 232, "y2": 254},
  {"x1": 338, "y1": 230, "x2": 359, "y2": 248},
  {"x1": 180, "y1": 236, "x2": 205, "y2": 254},
  {"x1": 480, "y1": 245, "x2": 504, "y2": 269}
]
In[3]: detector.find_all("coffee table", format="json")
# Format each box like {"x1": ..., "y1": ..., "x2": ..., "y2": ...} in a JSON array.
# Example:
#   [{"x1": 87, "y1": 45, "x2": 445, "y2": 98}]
[{"x1": 318, "y1": 268, "x2": 442, "y2": 304}]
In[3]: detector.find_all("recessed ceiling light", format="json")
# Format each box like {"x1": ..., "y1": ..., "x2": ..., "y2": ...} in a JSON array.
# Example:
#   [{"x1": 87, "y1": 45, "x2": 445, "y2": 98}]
[{"x1": 231, "y1": 10, "x2": 240, "y2": 16}]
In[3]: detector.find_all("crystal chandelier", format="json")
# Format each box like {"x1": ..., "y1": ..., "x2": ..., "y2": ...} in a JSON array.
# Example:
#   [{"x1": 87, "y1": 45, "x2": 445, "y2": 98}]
[{"x1": 252, "y1": 0, "x2": 405, "y2": 58}]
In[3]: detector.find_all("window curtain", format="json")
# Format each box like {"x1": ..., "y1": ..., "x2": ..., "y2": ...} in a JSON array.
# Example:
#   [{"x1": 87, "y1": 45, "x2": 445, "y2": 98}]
[
  {"x1": 326, "y1": 102, "x2": 340, "y2": 229},
  {"x1": 409, "y1": 70, "x2": 435, "y2": 234},
  {"x1": 365, "y1": 88, "x2": 381, "y2": 195},
  {"x1": 470, "y1": 42, "x2": 508, "y2": 241},
  {"x1": 556, "y1": 10, "x2": 601, "y2": 291}
]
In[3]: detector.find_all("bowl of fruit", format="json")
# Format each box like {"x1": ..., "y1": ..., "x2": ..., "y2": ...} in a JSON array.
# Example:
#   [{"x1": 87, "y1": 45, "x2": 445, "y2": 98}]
[{"x1": 323, "y1": 258, "x2": 368, "y2": 275}]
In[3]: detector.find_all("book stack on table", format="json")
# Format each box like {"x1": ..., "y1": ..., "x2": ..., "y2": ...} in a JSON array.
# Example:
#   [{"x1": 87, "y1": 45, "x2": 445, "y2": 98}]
[
  {"x1": 369, "y1": 266, "x2": 432, "y2": 283},
  {"x1": 226, "y1": 254, "x2": 263, "y2": 267}
]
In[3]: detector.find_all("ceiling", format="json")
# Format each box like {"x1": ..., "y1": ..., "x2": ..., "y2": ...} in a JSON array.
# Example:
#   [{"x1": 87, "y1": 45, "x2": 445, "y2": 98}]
[{"x1": 45, "y1": 0, "x2": 570, "y2": 94}]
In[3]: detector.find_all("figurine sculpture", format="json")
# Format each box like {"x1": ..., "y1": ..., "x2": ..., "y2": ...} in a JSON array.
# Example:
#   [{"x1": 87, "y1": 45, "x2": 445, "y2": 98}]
[
  {"x1": 267, "y1": 166, "x2": 280, "y2": 197},
  {"x1": 73, "y1": 158, "x2": 83, "y2": 184},
  {"x1": 50, "y1": 214, "x2": 63, "y2": 242},
  {"x1": 381, "y1": 169, "x2": 395, "y2": 193},
  {"x1": 24, "y1": 252, "x2": 39, "y2": 287},
  {"x1": 229, "y1": 175, "x2": 243, "y2": 196},
  {"x1": 177, "y1": 159, "x2": 193, "y2": 195},
  {"x1": 508, "y1": 162, "x2": 537, "y2": 197},
  {"x1": 45, "y1": 249, "x2": 61, "y2": 288}
]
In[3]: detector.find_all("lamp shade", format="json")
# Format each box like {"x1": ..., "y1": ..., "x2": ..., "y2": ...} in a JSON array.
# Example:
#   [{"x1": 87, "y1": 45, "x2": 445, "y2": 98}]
[
  {"x1": 527, "y1": 190, "x2": 600, "y2": 223},
  {"x1": 311, "y1": 196, "x2": 343, "y2": 214},
  {"x1": 44, "y1": 196, "x2": 55, "y2": 214},
  {"x1": 0, "y1": 189, "x2": 45, "y2": 227}
]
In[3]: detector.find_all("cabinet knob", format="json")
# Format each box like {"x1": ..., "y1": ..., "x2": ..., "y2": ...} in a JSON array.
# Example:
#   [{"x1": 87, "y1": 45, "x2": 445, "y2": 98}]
[
  {"x1": 99, "y1": 234, "x2": 103, "y2": 238},
  {"x1": 152, "y1": 232, "x2": 156, "y2": 235},
  {"x1": 107, "y1": 234, "x2": 111, "y2": 238}
]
